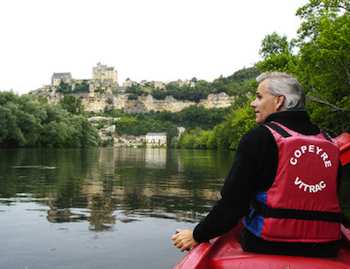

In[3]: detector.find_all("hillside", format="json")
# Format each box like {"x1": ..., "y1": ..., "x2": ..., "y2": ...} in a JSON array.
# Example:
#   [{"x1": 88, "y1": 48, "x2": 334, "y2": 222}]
[{"x1": 30, "y1": 67, "x2": 259, "y2": 114}]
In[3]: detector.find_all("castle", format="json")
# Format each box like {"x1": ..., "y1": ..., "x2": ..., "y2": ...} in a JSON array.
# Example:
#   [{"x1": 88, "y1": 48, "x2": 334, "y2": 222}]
[{"x1": 30, "y1": 63, "x2": 234, "y2": 113}]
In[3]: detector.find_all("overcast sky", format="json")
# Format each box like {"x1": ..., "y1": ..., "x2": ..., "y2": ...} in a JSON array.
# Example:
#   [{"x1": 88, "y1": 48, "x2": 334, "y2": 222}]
[{"x1": 0, "y1": 0, "x2": 307, "y2": 94}]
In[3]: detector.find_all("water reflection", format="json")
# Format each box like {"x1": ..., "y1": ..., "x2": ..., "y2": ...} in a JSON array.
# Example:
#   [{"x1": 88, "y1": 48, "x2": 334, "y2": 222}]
[
  {"x1": 1, "y1": 148, "x2": 349, "y2": 269},
  {"x1": 1, "y1": 149, "x2": 350, "y2": 229},
  {"x1": 0, "y1": 148, "x2": 233, "y2": 231},
  {"x1": 145, "y1": 148, "x2": 167, "y2": 169}
]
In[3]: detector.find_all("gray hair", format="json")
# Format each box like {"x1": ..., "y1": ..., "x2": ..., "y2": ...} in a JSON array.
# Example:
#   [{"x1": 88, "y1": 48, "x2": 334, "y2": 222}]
[{"x1": 256, "y1": 72, "x2": 305, "y2": 110}]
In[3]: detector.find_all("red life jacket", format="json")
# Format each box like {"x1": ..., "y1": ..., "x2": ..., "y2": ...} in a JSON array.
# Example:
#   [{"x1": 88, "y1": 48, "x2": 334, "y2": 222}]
[{"x1": 243, "y1": 122, "x2": 342, "y2": 243}]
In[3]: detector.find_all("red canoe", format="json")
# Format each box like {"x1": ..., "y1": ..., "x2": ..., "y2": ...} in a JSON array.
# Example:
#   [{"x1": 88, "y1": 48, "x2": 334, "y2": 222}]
[
  {"x1": 174, "y1": 132, "x2": 350, "y2": 269},
  {"x1": 174, "y1": 225, "x2": 350, "y2": 269}
]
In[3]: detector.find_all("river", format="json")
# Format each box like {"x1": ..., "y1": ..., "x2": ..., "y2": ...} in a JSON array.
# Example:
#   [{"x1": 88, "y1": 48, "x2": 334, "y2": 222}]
[{"x1": 0, "y1": 148, "x2": 234, "y2": 269}]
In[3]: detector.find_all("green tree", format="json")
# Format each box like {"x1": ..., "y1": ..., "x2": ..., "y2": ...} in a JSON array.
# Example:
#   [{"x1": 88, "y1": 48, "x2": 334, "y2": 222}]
[
  {"x1": 73, "y1": 81, "x2": 90, "y2": 93},
  {"x1": 296, "y1": 0, "x2": 350, "y2": 41},
  {"x1": 295, "y1": 2, "x2": 350, "y2": 133},
  {"x1": 256, "y1": 0, "x2": 350, "y2": 134},
  {"x1": 57, "y1": 81, "x2": 72, "y2": 93},
  {"x1": 259, "y1": 32, "x2": 290, "y2": 58},
  {"x1": 0, "y1": 92, "x2": 99, "y2": 148},
  {"x1": 226, "y1": 102, "x2": 256, "y2": 150},
  {"x1": 0, "y1": 105, "x2": 24, "y2": 146},
  {"x1": 256, "y1": 32, "x2": 298, "y2": 73},
  {"x1": 125, "y1": 84, "x2": 145, "y2": 96},
  {"x1": 60, "y1": 95, "x2": 84, "y2": 114}
]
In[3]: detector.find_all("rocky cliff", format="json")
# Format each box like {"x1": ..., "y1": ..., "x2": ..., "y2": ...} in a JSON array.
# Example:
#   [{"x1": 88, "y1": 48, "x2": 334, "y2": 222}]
[
  {"x1": 83, "y1": 93, "x2": 234, "y2": 113},
  {"x1": 31, "y1": 87, "x2": 234, "y2": 113}
]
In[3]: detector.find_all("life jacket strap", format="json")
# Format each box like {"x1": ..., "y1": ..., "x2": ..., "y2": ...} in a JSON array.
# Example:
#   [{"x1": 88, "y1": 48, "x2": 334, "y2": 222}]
[
  {"x1": 321, "y1": 131, "x2": 333, "y2": 141},
  {"x1": 264, "y1": 122, "x2": 291, "y2": 138},
  {"x1": 265, "y1": 122, "x2": 334, "y2": 142},
  {"x1": 252, "y1": 200, "x2": 342, "y2": 223}
]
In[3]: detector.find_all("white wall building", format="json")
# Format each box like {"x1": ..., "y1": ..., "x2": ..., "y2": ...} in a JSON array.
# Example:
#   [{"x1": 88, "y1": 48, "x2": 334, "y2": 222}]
[
  {"x1": 145, "y1": 132, "x2": 167, "y2": 147},
  {"x1": 177, "y1": 127, "x2": 186, "y2": 137}
]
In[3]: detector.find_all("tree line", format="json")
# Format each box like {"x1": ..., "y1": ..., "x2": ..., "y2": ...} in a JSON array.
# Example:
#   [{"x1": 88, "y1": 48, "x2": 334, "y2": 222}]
[
  {"x1": 100, "y1": 106, "x2": 230, "y2": 145},
  {"x1": 0, "y1": 92, "x2": 100, "y2": 148},
  {"x1": 0, "y1": 90, "x2": 233, "y2": 148},
  {"x1": 177, "y1": 0, "x2": 350, "y2": 150},
  {"x1": 125, "y1": 67, "x2": 259, "y2": 102}
]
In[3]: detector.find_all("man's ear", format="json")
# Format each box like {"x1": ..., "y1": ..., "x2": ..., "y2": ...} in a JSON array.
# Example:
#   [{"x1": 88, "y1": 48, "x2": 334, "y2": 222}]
[{"x1": 275, "y1": 95, "x2": 285, "y2": 111}]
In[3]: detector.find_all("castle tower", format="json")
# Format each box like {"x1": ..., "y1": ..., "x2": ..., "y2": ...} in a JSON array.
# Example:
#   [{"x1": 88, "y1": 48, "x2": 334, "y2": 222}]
[{"x1": 92, "y1": 62, "x2": 118, "y2": 84}]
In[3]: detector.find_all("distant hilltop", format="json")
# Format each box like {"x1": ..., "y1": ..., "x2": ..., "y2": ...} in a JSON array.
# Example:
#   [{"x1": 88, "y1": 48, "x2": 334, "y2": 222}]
[{"x1": 30, "y1": 63, "x2": 258, "y2": 113}]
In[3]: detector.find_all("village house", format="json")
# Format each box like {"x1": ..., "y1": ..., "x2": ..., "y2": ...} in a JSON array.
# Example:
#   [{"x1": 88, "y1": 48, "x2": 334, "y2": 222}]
[{"x1": 145, "y1": 132, "x2": 167, "y2": 147}]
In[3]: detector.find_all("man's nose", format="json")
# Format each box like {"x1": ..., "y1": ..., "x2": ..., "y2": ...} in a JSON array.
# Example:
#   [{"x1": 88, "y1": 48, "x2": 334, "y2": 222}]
[{"x1": 250, "y1": 99, "x2": 256, "y2": 107}]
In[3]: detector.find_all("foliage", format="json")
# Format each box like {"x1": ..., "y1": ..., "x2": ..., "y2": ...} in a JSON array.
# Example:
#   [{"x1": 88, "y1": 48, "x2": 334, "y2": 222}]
[
  {"x1": 177, "y1": 100, "x2": 256, "y2": 150},
  {"x1": 296, "y1": 0, "x2": 350, "y2": 41},
  {"x1": 59, "y1": 95, "x2": 84, "y2": 114},
  {"x1": 101, "y1": 109, "x2": 124, "y2": 118},
  {"x1": 126, "y1": 67, "x2": 259, "y2": 103},
  {"x1": 0, "y1": 92, "x2": 100, "y2": 148},
  {"x1": 115, "y1": 114, "x2": 178, "y2": 144},
  {"x1": 256, "y1": 0, "x2": 350, "y2": 134},
  {"x1": 176, "y1": 106, "x2": 228, "y2": 129},
  {"x1": 125, "y1": 84, "x2": 145, "y2": 96},
  {"x1": 178, "y1": 128, "x2": 209, "y2": 149},
  {"x1": 106, "y1": 105, "x2": 233, "y2": 147},
  {"x1": 213, "y1": 67, "x2": 259, "y2": 97},
  {"x1": 57, "y1": 81, "x2": 72, "y2": 93},
  {"x1": 225, "y1": 101, "x2": 256, "y2": 149},
  {"x1": 172, "y1": 67, "x2": 258, "y2": 150},
  {"x1": 152, "y1": 81, "x2": 210, "y2": 102},
  {"x1": 256, "y1": 32, "x2": 298, "y2": 73},
  {"x1": 298, "y1": 13, "x2": 350, "y2": 133},
  {"x1": 110, "y1": 67, "x2": 258, "y2": 149},
  {"x1": 127, "y1": 94, "x2": 138, "y2": 100},
  {"x1": 73, "y1": 81, "x2": 90, "y2": 93},
  {"x1": 259, "y1": 32, "x2": 290, "y2": 58}
]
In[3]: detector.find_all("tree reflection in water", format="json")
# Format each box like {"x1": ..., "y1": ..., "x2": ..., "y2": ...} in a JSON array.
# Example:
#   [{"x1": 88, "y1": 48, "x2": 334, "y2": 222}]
[
  {"x1": 1, "y1": 148, "x2": 349, "y2": 229},
  {"x1": 0, "y1": 148, "x2": 349, "y2": 269},
  {"x1": 0, "y1": 148, "x2": 233, "y2": 229}
]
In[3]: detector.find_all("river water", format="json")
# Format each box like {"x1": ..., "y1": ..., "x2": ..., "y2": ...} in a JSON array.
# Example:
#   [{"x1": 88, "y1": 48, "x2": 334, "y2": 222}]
[{"x1": 0, "y1": 148, "x2": 234, "y2": 269}]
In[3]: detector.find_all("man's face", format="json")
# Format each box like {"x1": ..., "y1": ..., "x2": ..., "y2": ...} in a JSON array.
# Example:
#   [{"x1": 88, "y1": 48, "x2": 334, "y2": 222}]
[{"x1": 250, "y1": 80, "x2": 284, "y2": 124}]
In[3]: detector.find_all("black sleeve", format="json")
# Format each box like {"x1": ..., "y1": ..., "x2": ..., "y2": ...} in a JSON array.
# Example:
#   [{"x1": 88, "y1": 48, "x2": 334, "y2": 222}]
[{"x1": 193, "y1": 125, "x2": 278, "y2": 243}]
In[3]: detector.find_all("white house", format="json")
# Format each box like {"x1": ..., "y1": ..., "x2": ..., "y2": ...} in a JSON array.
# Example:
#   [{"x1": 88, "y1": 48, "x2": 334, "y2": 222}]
[
  {"x1": 145, "y1": 132, "x2": 167, "y2": 147},
  {"x1": 177, "y1": 127, "x2": 186, "y2": 137}
]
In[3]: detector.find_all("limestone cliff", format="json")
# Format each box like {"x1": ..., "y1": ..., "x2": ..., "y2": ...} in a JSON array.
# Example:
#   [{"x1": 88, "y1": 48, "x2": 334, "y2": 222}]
[
  {"x1": 31, "y1": 86, "x2": 234, "y2": 113},
  {"x1": 83, "y1": 93, "x2": 234, "y2": 113}
]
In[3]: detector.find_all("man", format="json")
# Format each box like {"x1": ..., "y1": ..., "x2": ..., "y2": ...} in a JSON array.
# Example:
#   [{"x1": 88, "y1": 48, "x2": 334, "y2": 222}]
[{"x1": 172, "y1": 72, "x2": 342, "y2": 257}]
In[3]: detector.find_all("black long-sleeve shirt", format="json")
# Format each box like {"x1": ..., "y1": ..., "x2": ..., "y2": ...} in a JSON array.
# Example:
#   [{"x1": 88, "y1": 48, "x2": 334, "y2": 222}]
[{"x1": 193, "y1": 110, "x2": 341, "y2": 257}]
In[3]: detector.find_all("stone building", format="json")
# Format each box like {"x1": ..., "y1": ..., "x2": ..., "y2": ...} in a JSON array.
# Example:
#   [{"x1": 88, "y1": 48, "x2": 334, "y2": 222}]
[
  {"x1": 92, "y1": 62, "x2": 118, "y2": 84},
  {"x1": 51, "y1": 73, "x2": 72, "y2": 86},
  {"x1": 122, "y1": 78, "x2": 137, "y2": 88},
  {"x1": 151, "y1": 81, "x2": 166, "y2": 90}
]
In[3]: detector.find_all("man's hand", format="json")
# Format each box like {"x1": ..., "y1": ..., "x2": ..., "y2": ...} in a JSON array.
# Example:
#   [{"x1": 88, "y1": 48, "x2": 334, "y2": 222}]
[{"x1": 171, "y1": 229, "x2": 198, "y2": 251}]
